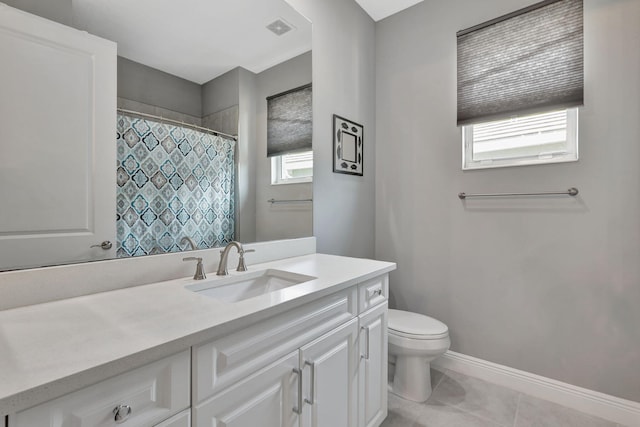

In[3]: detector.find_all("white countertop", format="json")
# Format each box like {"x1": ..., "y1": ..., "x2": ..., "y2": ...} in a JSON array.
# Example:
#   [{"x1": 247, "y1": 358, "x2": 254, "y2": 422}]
[{"x1": 0, "y1": 253, "x2": 395, "y2": 416}]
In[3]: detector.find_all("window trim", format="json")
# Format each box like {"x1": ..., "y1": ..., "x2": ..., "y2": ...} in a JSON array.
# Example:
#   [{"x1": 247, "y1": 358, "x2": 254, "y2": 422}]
[
  {"x1": 271, "y1": 152, "x2": 313, "y2": 186},
  {"x1": 462, "y1": 108, "x2": 579, "y2": 170}
]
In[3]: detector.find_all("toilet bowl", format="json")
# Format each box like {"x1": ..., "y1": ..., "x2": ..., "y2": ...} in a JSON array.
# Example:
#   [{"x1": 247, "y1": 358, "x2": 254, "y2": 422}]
[{"x1": 388, "y1": 309, "x2": 450, "y2": 402}]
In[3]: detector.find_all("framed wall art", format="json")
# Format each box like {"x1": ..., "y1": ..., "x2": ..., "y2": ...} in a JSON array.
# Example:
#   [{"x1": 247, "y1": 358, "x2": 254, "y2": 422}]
[{"x1": 333, "y1": 114, "x2": 363, "y2": 176}]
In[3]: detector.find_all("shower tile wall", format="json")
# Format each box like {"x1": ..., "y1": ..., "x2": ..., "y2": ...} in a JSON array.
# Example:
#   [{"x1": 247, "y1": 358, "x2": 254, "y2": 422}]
[
  {"x1": 116, "y1": 114, "x2": 236, "y2": 257},
  {"x1": 202, "y1": 105, "x2": 239, "y2": 136},
  {"x1": 117, "y1": 97, "x2": 202, "y2": 126}
]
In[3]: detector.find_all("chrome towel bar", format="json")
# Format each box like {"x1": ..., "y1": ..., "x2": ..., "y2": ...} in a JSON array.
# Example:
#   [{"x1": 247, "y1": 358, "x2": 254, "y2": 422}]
[
  {"x1": 458, "y1": 187, "x2": 579, "y2": 200},
  {"x1": 268, "y1": 198, "x2": 313, "y2": 204}
]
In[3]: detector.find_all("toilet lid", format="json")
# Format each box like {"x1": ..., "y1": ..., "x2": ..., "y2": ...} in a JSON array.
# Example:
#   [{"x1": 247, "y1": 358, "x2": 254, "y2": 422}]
[{"x1": 388, "y1": 309, "x2": 448, "y2": 337}]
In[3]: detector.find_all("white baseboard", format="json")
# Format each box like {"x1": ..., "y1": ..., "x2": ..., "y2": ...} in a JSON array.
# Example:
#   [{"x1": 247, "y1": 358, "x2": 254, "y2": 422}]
[{"x1": 432, "y1": 351, "x2": 640, "y2": 427}]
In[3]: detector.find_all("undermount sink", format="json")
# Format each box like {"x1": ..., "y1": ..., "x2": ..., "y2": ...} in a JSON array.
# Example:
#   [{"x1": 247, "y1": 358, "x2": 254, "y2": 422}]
[{"x1": 185, "y1": 269, "x2": 317, "y2": 303}]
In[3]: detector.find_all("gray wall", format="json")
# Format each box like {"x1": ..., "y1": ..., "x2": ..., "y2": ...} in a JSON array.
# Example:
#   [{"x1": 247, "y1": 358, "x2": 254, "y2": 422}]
[
  {"x1": 6, "y1": 0, "x2": 203, "y2": 121},
  {"x1": 4, "y1": 0, "x2": 71, "y2": 25},
  {"x1": 236, "y1": 68, "x2": 258, "y2": 243},
  {"x1": 375, "y1": 0, "x2": 640, "y2": 402},
  {"x1": 117, "y1": 57, "x2": 202, "y2": 118},
  {"x1": 286, "y1": 0, "x2": 376, "y2": 259},
  {"x1": 255, "y1": 52, "x2": 313, "y2": 242},
  {"x1": 201, "y1": 68, "x2": 241, "y2": 136},
  {"x1": 202, "y1": 68, "x2": 240, "y2": 118},
  {"x1": 201, "y1": 53, "x2": 313, "y2": 243}
]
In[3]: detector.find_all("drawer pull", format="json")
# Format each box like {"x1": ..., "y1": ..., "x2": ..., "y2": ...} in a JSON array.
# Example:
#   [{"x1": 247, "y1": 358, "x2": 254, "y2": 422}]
[
  {"x1": 293, "y1": 368, "x2": 303, "y2": 415},
  {"x1": 367, "y1": 288, "x2": 383, "y2": 299},
  {"x1": 361, "y1": 326, "x2": 370, "y2": 360},
  {"x1": 113, "y1": 404, "x2": 132, "y2": 423},
  {"x1": 304, "y1": 361, "x2": 316, "y2": 405}
]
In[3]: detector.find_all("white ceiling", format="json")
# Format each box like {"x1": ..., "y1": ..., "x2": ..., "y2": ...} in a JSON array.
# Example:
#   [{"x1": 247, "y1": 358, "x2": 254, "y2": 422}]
[
  {"x1": 72, "y1": 0, "x2": 312, "y2": 84},
  {"x1": 354, "y1": 0, "x2": 425, "y2": 21}
]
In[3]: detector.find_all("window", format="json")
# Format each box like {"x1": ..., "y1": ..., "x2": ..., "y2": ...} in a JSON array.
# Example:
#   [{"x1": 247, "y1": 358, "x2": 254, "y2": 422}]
[
  {"x1": 267, "y1": 84, "x2": 313, "y2": 184},
  {"x1": 463, "y1": 108, "x2": 578, "y2": 169},
  {"x1": 457, "y1": 0, "x2": 583, "y2": 169},
  {"x1": 271, "y1": 150, "x2": 313, "y2": 184}
]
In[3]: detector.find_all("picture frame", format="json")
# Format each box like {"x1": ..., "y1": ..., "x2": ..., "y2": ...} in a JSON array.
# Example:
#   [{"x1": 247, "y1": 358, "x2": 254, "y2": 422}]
[{"x1": 333, "y1": 114, "x2": 363, "y2": 176}]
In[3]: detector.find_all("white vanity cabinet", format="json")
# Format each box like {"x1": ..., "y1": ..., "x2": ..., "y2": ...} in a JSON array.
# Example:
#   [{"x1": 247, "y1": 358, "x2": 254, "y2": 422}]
[
  {"x1": 5, "y1": 270, "x2": 391, "y2": 427},
  {"x1": 299, "y1": 318, "x2": 359, "y2": 427},
  {"x1": 195, "y1": 351, "x2": 300, "y2": 427},
  {"x1": 154, "y1": 410, "x2": 192, "y2": 427},
  {"x1": 194, "y1": 316, "x2": 360, "y2": 427},
  {"x1": 193, "y1": 274, "x2": 389, "y2": 427},
  {"x1": 358, "y1": 302, "x2": 388, "y2": 427},
  {"x1": 357, "y1": 275, "x2": 389, "y2": 427},
  {"x1": 9, "y1": 350, "x2": 191, "y2": 427}
]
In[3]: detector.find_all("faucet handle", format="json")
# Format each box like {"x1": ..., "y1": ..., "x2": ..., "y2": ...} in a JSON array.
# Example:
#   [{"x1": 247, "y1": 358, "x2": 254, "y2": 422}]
[
  {"x1": 183, "y1": 257, "x2": 206, "y2": 280},
  {"x1": 236, "y1": 249, "x2": 255, "y2": 272}
]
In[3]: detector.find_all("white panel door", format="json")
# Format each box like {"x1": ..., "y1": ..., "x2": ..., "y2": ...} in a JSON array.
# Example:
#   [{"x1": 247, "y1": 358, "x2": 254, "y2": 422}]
[
  {"x1": 0, "y1": 5, "x2": 116, "y2": 270},
  {"x1": 300, "y1": 318, "x2": 359, "y2": 427},
  {"x1": 194, "y1": 351, "x2": 299, "y2": 427},
  {"x1": 358, "y1": 302, "x2": 388, "y2": 427}
]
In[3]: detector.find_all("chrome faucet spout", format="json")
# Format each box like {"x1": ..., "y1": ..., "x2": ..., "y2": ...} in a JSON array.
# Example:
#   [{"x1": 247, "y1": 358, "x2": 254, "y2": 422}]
[
  {"x1": 217, "y1": 241, "x2": 245, "y2": 276},
  {"x1": 180, "y1": 236, "x2": 198, "y2": 251}
]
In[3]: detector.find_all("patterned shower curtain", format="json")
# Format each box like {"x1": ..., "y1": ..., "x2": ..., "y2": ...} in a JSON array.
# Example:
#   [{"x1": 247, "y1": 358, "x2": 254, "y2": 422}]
[{"x1": 116, "y1": 114, "x2": 236, "y2": 257}]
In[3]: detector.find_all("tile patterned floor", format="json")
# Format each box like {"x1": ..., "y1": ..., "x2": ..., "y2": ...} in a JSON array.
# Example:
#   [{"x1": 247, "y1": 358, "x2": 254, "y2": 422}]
[{"x1": 382, "y1": 368, "x2": 623, "y2": 427}]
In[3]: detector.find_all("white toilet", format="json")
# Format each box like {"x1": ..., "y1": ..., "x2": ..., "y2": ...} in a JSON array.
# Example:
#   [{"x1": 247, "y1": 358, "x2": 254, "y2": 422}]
[{"x1": 388, "y1": 309, "x2": 450, "y2": 402}]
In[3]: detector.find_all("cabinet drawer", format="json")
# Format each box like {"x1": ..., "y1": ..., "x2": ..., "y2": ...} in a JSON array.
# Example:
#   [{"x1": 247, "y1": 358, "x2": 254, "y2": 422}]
[
  {"x1": 11, "y1": 350, "x2": 190, "y2": 427},
  {"x1": 154, "y1": 409, "x2": 191, "y2": 427},
  {"x1": 193, "y1": 287, "x2": 357, "y2": 402},
  {"x1": 358, "y1": 275, "x2": 388, "y2": 314}
]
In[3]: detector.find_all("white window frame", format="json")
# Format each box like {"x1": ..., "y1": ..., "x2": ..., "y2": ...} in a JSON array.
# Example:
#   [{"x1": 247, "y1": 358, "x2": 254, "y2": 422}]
[
  {"x1": 462, "y1": 108, "x2": 579, "y2": 170},
  {"x1": 271, "y1": 151, "x2": 313, "y2": 185}
]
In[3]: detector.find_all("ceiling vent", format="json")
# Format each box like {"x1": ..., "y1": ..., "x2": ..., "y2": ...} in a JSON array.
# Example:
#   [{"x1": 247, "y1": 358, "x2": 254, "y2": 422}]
[{"x1": 266, "y1": 18, "x2": 294, "y2": 36}]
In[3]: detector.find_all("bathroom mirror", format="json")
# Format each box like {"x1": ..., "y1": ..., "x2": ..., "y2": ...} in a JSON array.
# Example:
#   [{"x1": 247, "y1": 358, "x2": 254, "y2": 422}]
[{"x1": 0, "y1": 0, "x2": 312, "y2": 271}]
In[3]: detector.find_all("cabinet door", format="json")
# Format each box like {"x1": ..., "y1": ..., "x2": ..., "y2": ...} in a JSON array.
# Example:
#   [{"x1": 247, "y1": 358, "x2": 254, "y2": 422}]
[
  {"x1": 358, "y1": 303, "x2": 388, "y2": 427},
  {"x1": 194, "y1": 351, "x2": 299, "y2": 427},
  {"x1": 192, "y1": 288, "x2": 357, "y2": 403},
  {"x1": 0, "y1": 5, "x2": 117, "y2": 270},
  {"x1": 300, "y1": 318, "x2": 359, "y2": 427},
  {"x1": 154, "y1": 409, "x2": 191, "y2": 427}
]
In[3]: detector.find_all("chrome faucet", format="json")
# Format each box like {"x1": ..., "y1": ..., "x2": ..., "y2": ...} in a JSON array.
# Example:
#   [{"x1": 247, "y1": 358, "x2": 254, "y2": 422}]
[
  {"x1": 180, "y1": 236, "x2": 198, "y2": 251},
  {"x1": 183, "y1": 257, "x2": 206, "y2": 280},
  {"x1": 217, "y1": 241, "x2": 255, "y2": 275}
]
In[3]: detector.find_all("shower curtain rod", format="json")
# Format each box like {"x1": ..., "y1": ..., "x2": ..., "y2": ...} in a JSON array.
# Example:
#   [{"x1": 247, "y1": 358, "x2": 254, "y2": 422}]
[{"x1": 117, "y1": 108, "x2": 238, "y2": 141}]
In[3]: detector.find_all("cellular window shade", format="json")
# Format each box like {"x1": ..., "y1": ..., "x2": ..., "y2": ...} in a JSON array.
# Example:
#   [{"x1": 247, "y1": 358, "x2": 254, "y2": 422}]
[
  {"x1": 457, "y1": 0, "x2": 583, "y2": 126},
  {"x1": 267, "y1": 84, "x2": 312, "y2": 157}
]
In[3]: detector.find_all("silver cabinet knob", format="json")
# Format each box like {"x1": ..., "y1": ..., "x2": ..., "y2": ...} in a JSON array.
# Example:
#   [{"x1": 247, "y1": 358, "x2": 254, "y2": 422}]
[
  {"x1": 113, "y1": 404, "x2": 132, "y2": 423},
  {"x1": 90, "y1": 241, "x2": 113, "y2": 250}
]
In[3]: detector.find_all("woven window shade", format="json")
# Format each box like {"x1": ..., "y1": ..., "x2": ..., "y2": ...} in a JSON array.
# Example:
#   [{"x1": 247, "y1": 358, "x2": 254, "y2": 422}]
[
  {"x1": 267, "y1": 84, "x2": 312, "y2": 157},
  {"x1": 457, "y1": 0, "x2": 583, "y2": 126}
]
